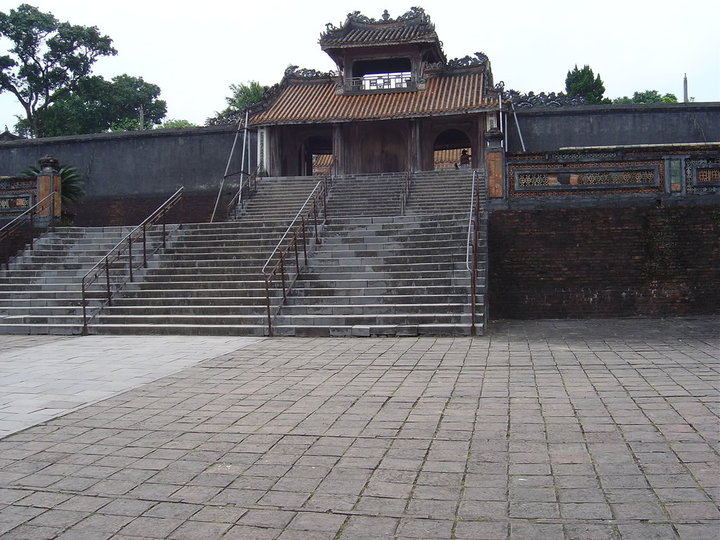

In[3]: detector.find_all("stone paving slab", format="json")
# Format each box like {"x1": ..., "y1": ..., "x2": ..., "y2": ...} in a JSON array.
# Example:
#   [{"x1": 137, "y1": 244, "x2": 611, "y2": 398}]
[
  {"x1": 0, "y1": 336, "x2": 262, "y2": 439},
  {"x1": 0, "y1": 317, "x2": 717, "y2": 539}
]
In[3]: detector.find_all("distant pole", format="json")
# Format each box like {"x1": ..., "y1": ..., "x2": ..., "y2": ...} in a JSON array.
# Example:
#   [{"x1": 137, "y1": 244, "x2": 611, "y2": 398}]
[
  {"x1": 683, "y1": 74, "x2": 688, "y2": 103},
  {"x1": 138, "y1": 105, "x2": 144, "y2": 130}
]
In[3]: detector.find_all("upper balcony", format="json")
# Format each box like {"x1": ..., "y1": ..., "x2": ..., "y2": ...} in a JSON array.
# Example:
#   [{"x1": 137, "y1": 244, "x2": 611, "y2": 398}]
[{"x1": 337, "y1": 72, "x2": 419, "y2": 95}]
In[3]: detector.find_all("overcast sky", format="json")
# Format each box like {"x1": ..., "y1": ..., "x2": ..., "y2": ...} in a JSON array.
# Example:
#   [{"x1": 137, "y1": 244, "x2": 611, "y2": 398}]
[{"x1": 0, "y1": 0, "x2": 718, "y2": 132}]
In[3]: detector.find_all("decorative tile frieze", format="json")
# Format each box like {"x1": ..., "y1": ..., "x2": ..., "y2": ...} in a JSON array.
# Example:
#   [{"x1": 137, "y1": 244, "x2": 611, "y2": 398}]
[
  {"x1": 514, "y1": 166, "x2": 659, "y2": 192},
  {"x1": 686, "y1": 158, "x2": 720, "y2": 191}
]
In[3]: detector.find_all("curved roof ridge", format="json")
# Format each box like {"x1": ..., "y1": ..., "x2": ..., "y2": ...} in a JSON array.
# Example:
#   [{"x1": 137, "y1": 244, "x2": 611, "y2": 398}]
[{"x1": 320, "y1": 7, "x2": 438, "y2": 47}]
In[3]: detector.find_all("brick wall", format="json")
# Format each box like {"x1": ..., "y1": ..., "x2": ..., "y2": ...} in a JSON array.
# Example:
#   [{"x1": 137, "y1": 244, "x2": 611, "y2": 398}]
[
  {"x1": 65, "y1": 195, "x2": 219, "y2": 227},
  {"x1": 0, "y1": 227, "x2": 40, "y2": 268},
  {"x1": 488, "y1": 205, "x2": 720, "y2": 319}
]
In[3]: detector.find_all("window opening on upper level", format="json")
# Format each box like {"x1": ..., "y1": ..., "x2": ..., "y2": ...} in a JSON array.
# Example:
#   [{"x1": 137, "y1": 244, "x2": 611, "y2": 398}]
[{"x1": 349, "y1": 58, "x2": 413, "y2": 91}]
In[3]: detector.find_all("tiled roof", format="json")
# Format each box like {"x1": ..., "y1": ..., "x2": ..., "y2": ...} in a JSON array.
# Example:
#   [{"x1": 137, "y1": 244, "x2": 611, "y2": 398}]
[
  {"x1": 321, "y1": 24, "x2": 437, "y2": 48},
  {"x1": 250, "y1": 71, "x2": 496, "y2": 126},
  {"x1": 320, "y1": 8, "x2": 438, "y2": 49}
]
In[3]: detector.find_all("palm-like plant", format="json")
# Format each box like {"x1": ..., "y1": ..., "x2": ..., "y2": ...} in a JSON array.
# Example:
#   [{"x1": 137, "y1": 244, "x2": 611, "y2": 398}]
[{"x1": 21, "y1": 163, "x2": 85, "y2": 204}]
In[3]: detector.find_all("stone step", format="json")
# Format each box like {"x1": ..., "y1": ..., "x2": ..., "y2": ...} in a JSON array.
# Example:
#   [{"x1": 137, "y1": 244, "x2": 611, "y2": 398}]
[
  {"x1": 102, "y1": 304, "x2": 267, "y2": 316},
  {"x1": 297, "y1": 273, "x2": 476, "y2": 283},
  {"x1": 298, "y1": 269, "x2": 470, "y2": 281},
  {"x1": 289, "y1": 284, "x2": 474, "y2": 296},
  {"x1": 326, "y1": 233, "x2": 467, "y2": 243},
  {"x1": 111, "y1": 296, "x2": 269, "y2": 307},
  {"x1": 0, "y1": 323, "x2": 83, "y2": 335},
  {"x1": 273, "y1": 322, "x2": 476, "y2": 337},
  {"x1": 0, "y1": 283, "x2": 112, "y2": 293},
  {"x1": 88, "y1": 323, "x2": 267, "y2": 336},
  {"x1": 279, "y1": 302, "x2": 471, "y2": 316},
  {"x1": 310, "y1": 248, "x2": 467, "y2": 258},
  {"x1": 141, "y1": 272, "x2": 265, "y2": 282},
  {"x1": 180, "y1": 221, "x2": 293, "y2": 230},
  {"x1": 1, "y1": 306, "x2": 84, "y2": 316},
  {"x1": 273, "y1": 312, "x2": 472, "y2": 327},
  {"x1": 304, "y1": 258, "x2": 466, "y2": 269},
  {"x1": 129, "y1": 280, "x2": 268, "y2": 291},
  {"x1": 0, "y1": 314, "x2": 85, "y2": 325},
  {"x1": 95, "y1": 314, "x2": 268, "y2": 325},
  {"x1": 145, "y1": 263, "x2": 266, "y2": 272},
  {"x1": 284, "y1": 293, "x2": 472, "y2": 305},
  {"x1": 120, "y1": 287, "x2": 278, "y2": 298}
]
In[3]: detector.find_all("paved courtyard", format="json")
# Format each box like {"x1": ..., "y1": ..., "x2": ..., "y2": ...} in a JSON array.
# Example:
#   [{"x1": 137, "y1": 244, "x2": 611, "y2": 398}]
[{"x1": 0, "y1": 317, "x2": 718, "y2": 539}]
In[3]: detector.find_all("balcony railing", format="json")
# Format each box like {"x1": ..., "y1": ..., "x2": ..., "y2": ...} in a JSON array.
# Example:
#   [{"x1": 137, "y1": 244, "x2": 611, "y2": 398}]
[{"x1": 339, "y1": 72, "x2": 416, "y2": 93}]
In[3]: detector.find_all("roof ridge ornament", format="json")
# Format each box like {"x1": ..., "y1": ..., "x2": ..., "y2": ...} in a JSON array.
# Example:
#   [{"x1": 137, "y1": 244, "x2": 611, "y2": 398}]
[
  {"x1": 284, "y1": 65, "x2": 337, "y2": 79},
  {"x1": 447, "y1": 52, "x2": 489, "y2": 68},
  {"x1": 507, "y1": 89, "x2": 588, "y2": 108},
  {"x1": 321, "y1": 7, "x2": 434, "y2": 39}
]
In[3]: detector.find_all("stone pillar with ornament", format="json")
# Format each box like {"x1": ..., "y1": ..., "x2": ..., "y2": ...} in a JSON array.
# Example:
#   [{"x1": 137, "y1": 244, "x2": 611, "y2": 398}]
[
  {"x1": 36, "y1": 155, "x2": 61, "y2": 222},
  {"x1": 485, "y1": 127, "x2": 505, "y2": 199}
]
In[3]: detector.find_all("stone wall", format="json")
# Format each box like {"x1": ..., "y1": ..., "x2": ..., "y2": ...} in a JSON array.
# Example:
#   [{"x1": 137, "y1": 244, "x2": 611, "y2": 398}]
[
  {"x1": 0, "y1": 125, "x2": 256, "y2": 225},
  {"x1": 506, "y1": 103, "x2": 720, "y2": 152},
  {"x1": 488, "y1": 204, "x2": 720, "y2": 319},
  {"x1": 490, "y1": 143, "x2": 720, "y2": 210}
]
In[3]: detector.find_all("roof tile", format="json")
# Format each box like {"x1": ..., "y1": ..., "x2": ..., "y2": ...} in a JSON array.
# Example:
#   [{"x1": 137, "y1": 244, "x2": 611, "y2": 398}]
[{"x1": 250, "y1": 72, "x2": 496, "y2": 126}]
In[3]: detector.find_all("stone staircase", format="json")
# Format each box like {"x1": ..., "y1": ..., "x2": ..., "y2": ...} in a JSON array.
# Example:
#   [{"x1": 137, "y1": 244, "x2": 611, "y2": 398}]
[
  {"x1": 272, "y1": 169, "x2": 486, "y2": 336},
  {"x1": 272, "y1": 215, "x2": 481, "y2": 336},
  {"x1": 231, "y1": 176, "x2": 322, "y2": 221},
  {"x1": 86, "y1": 177, "x2": 323, "y2": 335},
  {"x1": 327, "y1": 173, "x2": 408, "y2": 217},
  {"x1": 0, "y1": 226, "x2": 158, "y2": 334},
  {"x1": 0, "y1": 170, "x2": 486, "y2": 337},
  {"x1": 406, "y1": 169, "x2": 474, "y2": 214}
]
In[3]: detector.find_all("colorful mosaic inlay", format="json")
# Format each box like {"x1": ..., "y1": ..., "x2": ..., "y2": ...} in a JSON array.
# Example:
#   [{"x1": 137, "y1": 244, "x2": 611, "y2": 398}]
[{"x1": 516, "y1": 168, "x2": 657, "y2": 190}]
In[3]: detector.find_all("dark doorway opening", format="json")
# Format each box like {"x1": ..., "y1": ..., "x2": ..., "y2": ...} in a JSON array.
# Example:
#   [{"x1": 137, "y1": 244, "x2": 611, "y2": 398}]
[
  {"x1": 433, "y1": 129, "x2": 472, "y2": 170},
  {"x1": 300, "y1": 136, "x2": 333, "y2": 176}
]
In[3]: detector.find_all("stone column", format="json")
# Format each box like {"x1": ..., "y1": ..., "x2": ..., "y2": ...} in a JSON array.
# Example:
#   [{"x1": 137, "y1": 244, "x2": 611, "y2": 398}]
[
  {"x1": 485, "y1": 128, "x2": 505, "y2": 199},
  {"x1": 36, "y1": 155, "x2": 61, "y2": 219},
  {"x1": 332, "y1": 124, "x2": 343, "y2": 176},
  {"x1": 409, "y1": 119, "x2": 421, "y2": 172},
  {"x1": 257, "y1": 128, "x2": 267, "y2": 175}
]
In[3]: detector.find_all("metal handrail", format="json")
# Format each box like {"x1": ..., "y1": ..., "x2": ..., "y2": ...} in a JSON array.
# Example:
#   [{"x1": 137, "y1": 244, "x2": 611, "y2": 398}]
[
  {"x1": 465, "y1": 171, "x2": 478, "y2": 272},
  {"x1": 400, "y1": 171, "x2": 412, "y2": 215},
  {"x1": 80, "y1": 187, "x2": 183, "y2": 334},
  {"x1": 0, "y1": 192, "x2": 55, "y2": 270},
  {"x1": 465, "y1": 170, "x2": 481, "y2": 335},
  {"x1": 225, "y1": 168, "x2": 259, "y2": 219},
  {"x1": 211, "y1": 111, "x2": 249, "y2": 222},
  {"x1": 261, "y1": 179, "x2": 325, "y2": 276},
  {"x1": 262, "y1": 179, "x2": 328, "y2": 336}
]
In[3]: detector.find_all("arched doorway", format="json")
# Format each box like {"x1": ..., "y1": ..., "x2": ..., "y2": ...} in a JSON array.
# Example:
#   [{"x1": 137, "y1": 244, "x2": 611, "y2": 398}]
[
  {"x1": 300, "y1": 136, "x2": 333, "y2": 176},
  {"x1": 433, "y1": 129, "x2": 472, "y2": 170}
]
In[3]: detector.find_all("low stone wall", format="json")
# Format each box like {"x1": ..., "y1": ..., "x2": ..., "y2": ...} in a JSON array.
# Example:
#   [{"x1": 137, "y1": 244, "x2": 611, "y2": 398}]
[
  {"x1": 487, "y1": 143, "x2": 720, "y2": 213},
  {"x1": 506, "y1": 102, "x2": 720, "y2": 152},
  {"x1": 488, "y1": 205, "x2": 720, "y2": 319},
  {"x1": 0, "y1": 125, "x2": 256, "y2": 226},
  {"x1": 0, "y1": 176, "x2": 35, "y2": 221}
]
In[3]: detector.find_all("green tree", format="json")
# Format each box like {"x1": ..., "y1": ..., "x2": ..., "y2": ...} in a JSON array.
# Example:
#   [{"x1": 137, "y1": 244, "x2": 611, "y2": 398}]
[
  {"x1": 613, "y1": 90, "x2": 678, "y2": 104},
  {"x1": 158, "y1": 118, "x2": 196, "y2": 129},
  {"x1": 226, "y1": 81, "x2": 266, "y2": 111},
  {"x1": 15, "y1": 74, "x2": 167, "y2": 137},
  {"x1": 0, "y1": 4, "x2": 116, "y2": 137},
  {"x1": 206, "y1": 80, "x2": 267, "y2": 125},
  {"x1": 565, "y1": 65, "x2": 608, "y2": 104}
]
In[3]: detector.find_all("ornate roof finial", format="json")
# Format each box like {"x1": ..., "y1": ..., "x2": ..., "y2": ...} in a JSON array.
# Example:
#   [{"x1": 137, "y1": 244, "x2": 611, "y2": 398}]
[{"x1": 382, "y1": 10, "x2": 390, "y2": 21}]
